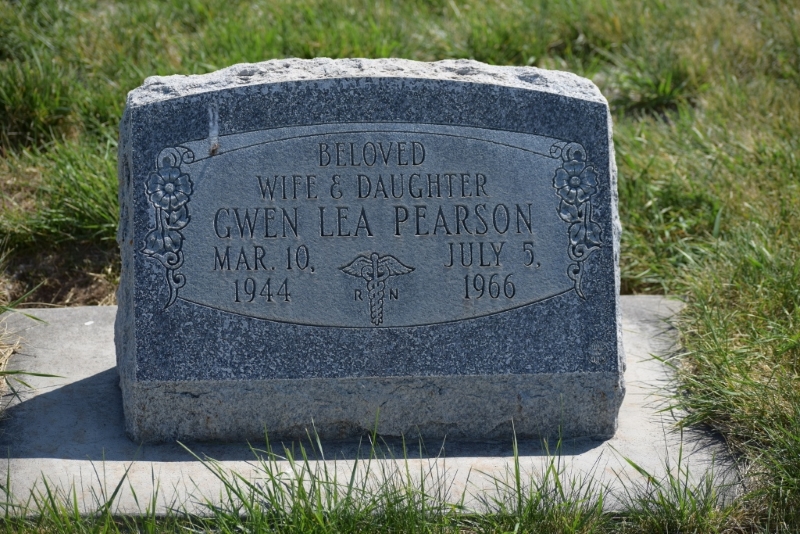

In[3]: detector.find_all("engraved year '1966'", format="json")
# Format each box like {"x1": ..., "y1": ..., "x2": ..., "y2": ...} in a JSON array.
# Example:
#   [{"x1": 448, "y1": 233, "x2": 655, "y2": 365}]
[
  {"x1": 143, "y1": 126, "x2": 603, "y2": 327},
  {"x1": 221, "y1": 239, "x2": 539, "y2": 305},
  {"x1": 210, "y1": 161, "x2": 541, "y2": 309}
]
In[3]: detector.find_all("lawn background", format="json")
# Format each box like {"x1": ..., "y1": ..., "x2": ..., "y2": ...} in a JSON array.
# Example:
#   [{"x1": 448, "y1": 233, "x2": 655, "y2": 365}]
[{"x1": 1, "y1": 0, "x2": 799, "y2": 531}]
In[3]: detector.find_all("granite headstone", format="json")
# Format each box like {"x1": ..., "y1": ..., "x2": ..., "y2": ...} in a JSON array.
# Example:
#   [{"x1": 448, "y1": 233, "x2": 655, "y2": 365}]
[{"x1": 116, "y1": 58, "x2": 623, "y2": 443}]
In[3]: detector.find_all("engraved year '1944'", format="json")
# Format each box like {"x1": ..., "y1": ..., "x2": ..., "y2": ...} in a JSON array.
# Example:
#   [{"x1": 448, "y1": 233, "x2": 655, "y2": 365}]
[
  {"x1": 234, "y1": 277, "x2": 291, "y2": 303},
  {"x1": 223, "y1": 245, "x2": 312, "y2": 305}
]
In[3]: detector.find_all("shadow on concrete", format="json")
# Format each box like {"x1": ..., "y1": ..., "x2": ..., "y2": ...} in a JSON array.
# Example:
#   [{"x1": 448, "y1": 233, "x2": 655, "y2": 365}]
[{"x1": 1, "y1": 367, "x2": 604, "y2": 462}]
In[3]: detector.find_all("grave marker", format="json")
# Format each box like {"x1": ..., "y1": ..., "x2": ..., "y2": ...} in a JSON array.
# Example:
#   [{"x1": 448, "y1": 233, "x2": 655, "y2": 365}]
[{"x1": 116, "y1": 58, "x2": 623, "y2": 442}]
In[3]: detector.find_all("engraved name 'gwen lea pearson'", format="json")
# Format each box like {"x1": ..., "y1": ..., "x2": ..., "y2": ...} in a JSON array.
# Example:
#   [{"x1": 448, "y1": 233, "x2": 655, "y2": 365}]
[{"x1": 117, "y1": 59, "x2": 624, "y2": 443}]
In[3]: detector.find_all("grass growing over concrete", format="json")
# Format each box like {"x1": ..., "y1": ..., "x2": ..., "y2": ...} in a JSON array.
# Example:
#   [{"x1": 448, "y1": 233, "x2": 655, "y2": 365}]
[
  {"x1": 0, "y1": 0, "x2": 799, "y2": 529},
  {"x1": 1, "y1": 434, "x2": 735, "y2": 533}
]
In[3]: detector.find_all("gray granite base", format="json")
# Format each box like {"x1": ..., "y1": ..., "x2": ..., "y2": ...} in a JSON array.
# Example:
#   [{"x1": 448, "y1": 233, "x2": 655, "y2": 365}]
[{"x1": 122, "y1": 372, "x2": 622, "y2": 443}]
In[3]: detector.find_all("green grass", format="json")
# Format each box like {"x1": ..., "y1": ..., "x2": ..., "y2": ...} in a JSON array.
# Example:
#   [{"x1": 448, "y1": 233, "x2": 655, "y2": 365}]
[
  {"x1": 0, "y1": 433, "x2": 740, "y2": 533},
  {"x1": 1, "y1": 0, "x2": 799, "y2": 530}
]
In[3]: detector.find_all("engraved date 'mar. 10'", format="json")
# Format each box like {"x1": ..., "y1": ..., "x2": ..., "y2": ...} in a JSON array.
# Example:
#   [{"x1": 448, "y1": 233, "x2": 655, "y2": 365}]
[
  {"x1": 140, "y1": 129, "x2": 605, "y2": 328},
  {"x1": 214, "y1": 244, "x2": 312, "y2": 306}
]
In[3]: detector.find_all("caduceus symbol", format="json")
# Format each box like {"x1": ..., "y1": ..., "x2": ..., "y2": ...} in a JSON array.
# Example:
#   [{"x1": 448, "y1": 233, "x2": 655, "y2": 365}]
[{"x1": 340, "y1": 252, "x2": 414, "y2": 326}]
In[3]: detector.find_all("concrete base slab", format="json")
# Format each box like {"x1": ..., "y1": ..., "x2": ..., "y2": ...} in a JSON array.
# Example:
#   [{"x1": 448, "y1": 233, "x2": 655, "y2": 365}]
[{"x1": 0, "y1": 296, "x2": 737, "y2": 514}]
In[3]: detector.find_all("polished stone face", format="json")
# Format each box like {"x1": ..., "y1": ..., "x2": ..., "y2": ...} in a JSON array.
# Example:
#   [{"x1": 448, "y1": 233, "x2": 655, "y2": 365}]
[
  {"x1": 116, "y1": 58, "x2": 623, "y2": 442},
  {"x1": 154, "y1": 123, "x2": 599, "y2": 328}
]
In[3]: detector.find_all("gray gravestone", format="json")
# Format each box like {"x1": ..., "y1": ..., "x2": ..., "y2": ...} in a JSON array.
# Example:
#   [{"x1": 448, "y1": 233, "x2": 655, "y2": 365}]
[{"x1": 116, "y1": 58, "x2": 623, "y2": 443}]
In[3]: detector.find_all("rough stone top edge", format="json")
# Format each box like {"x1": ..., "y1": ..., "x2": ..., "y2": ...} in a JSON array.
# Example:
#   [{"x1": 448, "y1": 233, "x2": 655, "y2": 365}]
[{"x1": 126, "y1": 58, "x2": 607, "y2": 109}]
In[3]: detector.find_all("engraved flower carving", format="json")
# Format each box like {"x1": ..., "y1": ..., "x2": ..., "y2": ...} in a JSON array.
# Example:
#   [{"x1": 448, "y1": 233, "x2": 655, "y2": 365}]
[
  {"x1": 143, "y1": 226, "x2": 183, "y2": 255},
  {"x1": 142, "y1": 146, "x2": 194, "y2": 308},
  {"x1": 553, "y1": 157, "x2": 597, "y2": 204},
  {"x1": 146, "y1": 158, "x2": 193, "y2": 210},
  {"x1": 551, "y1": 141, "x2": 603, "y2": 299}
]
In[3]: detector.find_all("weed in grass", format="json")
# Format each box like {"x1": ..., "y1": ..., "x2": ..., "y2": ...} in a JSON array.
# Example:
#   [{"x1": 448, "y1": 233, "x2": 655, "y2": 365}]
[
  {"x1": 0, "y1": 134, "x2": 119, "y2": 305},
  {"x1": 0, "y1": 461, "x2": 178, "y2": 534},
  {"x1": 181, "y1": 431, "x2": 467, "y2": 533},
  {"x1": 473, "y1": 435, "x2": 608, "y2": 534},
  {"x1": 675, "y1": 225, "x2": 800, "y2": 528},
  {"x1": 0, "y1": 138, "x2": 118, "y2": 245},
  {"x1": 614, "y1": 106, "x2": 722, "y2": 294},
  {"x1": 604, "y1": 49, "x2": 703, "y2": 117},
  {"x1": 0, "y1": 51, "x2": 78, "y2": 153},
  {"x1": 614, "y1": 439, "x2": 734, "y2": 533}
]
